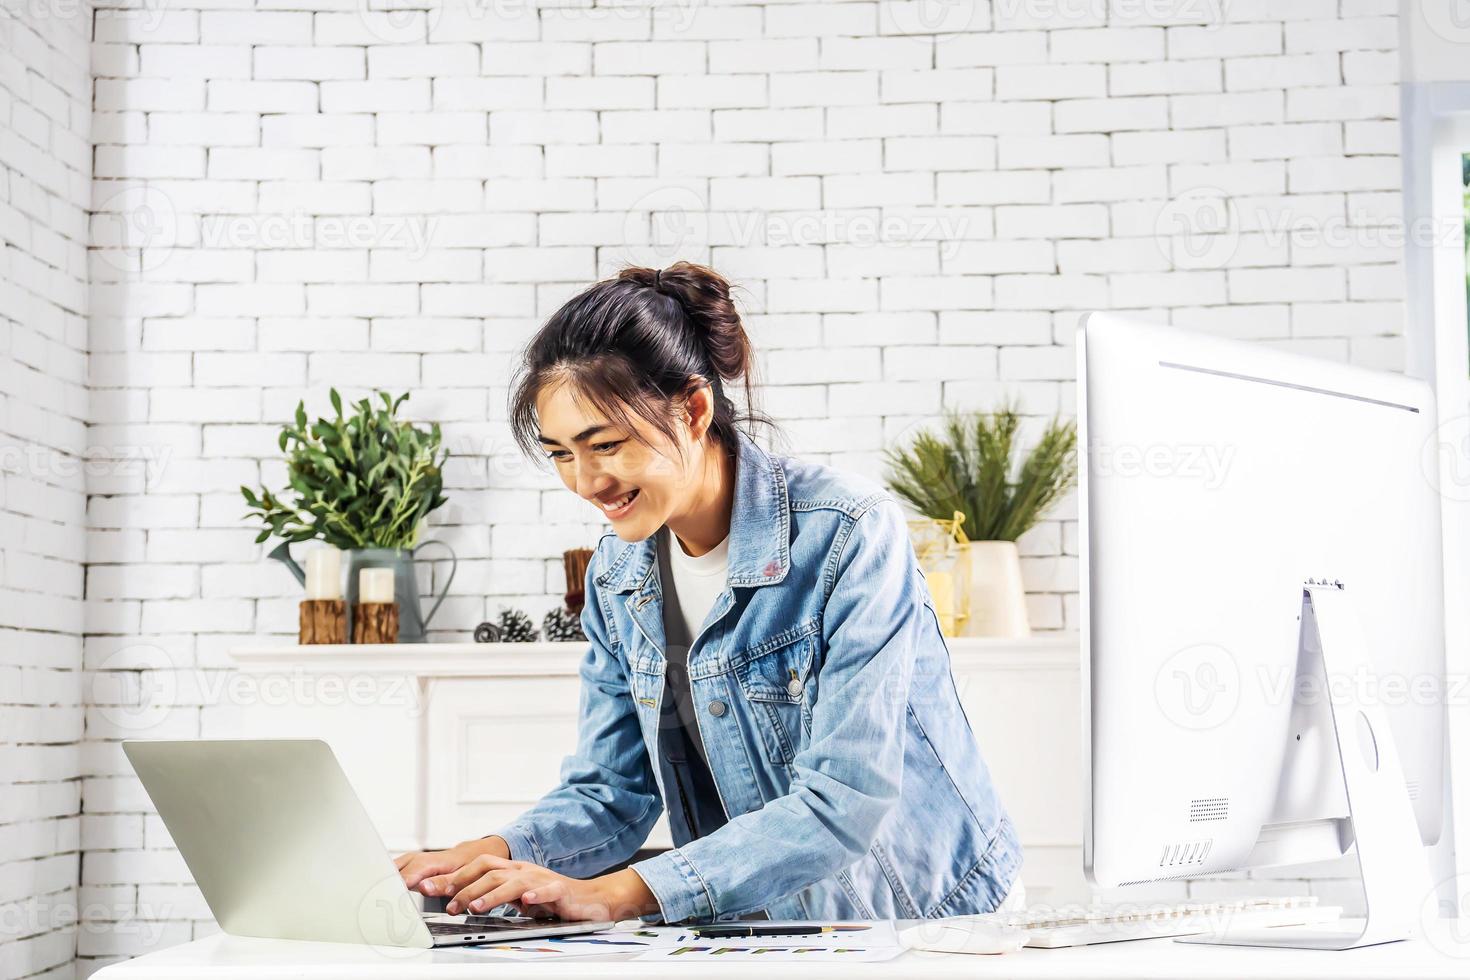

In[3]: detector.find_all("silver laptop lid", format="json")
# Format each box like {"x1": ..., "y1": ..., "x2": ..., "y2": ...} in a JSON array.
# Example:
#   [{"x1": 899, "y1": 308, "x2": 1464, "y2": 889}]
[{"x1": 123, "y1": 738, "x2": 432, "y2": 948}]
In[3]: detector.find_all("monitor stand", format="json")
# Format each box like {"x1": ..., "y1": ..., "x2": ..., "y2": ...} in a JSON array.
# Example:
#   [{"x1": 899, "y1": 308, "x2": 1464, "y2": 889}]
[{"x1": 1177, "y1": 583, "x2": 1432, "y2": 950}]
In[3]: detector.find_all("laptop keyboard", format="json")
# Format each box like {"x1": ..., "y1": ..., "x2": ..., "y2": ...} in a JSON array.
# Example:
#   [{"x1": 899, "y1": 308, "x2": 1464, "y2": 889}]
[
  {"x1": 427, "y1": 916, "x2": 546, "y2": 935},
  {"x1": 428, "y1": 922, "x2": 481, "y2": 935}
]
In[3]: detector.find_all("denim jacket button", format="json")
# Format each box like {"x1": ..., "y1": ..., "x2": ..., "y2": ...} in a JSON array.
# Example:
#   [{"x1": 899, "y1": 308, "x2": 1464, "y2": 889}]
[
  {"x1": 707, "y1": 700, "x2": 727, "y2": 717},
  {"x1": 786, "y1": 678, "x2": 803, "y2": 697}
]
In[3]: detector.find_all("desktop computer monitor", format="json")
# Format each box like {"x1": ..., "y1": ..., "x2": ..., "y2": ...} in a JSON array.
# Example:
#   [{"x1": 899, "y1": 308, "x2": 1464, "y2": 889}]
[{"x1": 1079, "y1": 313, "x2": 1446, "y2": 895}]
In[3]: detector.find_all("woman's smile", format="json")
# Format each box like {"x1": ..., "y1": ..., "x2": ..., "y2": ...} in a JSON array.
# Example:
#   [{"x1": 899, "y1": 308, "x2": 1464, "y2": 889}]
[{"x1": 597, "y1": 487, "x2": 641, "y2": 519}]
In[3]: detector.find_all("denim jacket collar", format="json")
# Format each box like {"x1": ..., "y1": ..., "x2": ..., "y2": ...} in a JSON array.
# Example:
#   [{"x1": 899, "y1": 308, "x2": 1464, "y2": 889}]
[{"x1": 593, "y1": 431, "x2": 790, "y2": 595}]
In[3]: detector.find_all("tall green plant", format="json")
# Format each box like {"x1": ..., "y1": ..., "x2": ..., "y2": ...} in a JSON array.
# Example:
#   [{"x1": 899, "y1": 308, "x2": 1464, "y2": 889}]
[
  {"x1": 884, "y1": 404, "x2": 1077, "y2": 542},
  {"x1": 241, "y1": 390, "x2": 449, "y2": 550}
]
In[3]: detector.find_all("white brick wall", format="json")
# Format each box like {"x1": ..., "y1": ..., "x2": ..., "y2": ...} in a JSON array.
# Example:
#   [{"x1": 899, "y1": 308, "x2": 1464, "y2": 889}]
[
  {"x1": 68, "y1": 0, "x2": 1413, "y2": 969},
  {"x1": 1, "y1": 2, "x2": 92, "y2": 979}
]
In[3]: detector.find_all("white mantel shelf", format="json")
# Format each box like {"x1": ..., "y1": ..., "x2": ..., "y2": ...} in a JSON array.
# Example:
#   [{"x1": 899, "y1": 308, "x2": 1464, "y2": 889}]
[{"x1": 229, "y1": 635, "x2": 1080, "y2": 676}]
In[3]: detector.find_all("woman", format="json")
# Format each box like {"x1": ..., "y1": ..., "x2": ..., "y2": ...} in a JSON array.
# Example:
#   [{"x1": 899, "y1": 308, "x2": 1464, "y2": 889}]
[{"x1": 395, "y1": 262, "x2": 1021, "y2": 924}]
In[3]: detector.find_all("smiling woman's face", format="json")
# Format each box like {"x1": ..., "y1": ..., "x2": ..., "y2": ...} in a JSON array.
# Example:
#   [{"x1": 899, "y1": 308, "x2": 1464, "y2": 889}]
[{"x1": 535, "y1": 378, "x2": 706, "y2": 542}]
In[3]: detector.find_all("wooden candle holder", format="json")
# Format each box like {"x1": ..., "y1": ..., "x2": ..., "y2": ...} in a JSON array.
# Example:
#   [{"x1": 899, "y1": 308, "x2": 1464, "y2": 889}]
[
  {"x1": 299, "y1": 599, "x2": 347, "y2": 645},
  {"x1": 563, "y1": 547, "x2": 593, "y2": 613},
  {"x1": 352, "y1": 602, "x2": 399, "y2": 644}
]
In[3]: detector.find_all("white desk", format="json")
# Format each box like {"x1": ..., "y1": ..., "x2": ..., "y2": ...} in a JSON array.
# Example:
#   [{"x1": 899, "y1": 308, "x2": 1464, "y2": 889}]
[{"x1": 93, "y1": 921, "x2": 1470, "y2": 979}]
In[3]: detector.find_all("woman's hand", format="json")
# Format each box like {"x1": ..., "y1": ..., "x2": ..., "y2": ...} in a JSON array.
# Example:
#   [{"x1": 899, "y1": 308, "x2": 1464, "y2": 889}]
[
  {"x1": 423, "y1": 855, "x2": 659, "y2": 922},
  {"x1": 394, "y1": 836, "x2": 509, "y2": 894}
]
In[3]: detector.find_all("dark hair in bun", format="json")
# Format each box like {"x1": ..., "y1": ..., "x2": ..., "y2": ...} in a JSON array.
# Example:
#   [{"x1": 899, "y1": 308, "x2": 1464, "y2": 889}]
[{"x1": 509, "y1": 261, "x2": 768, "y2": 459}]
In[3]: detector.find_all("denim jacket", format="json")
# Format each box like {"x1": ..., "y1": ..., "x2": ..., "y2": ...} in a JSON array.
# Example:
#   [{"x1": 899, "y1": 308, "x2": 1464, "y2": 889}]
[{"x1": 491, "y1": 433, "x2": 1021, "y2": 923}]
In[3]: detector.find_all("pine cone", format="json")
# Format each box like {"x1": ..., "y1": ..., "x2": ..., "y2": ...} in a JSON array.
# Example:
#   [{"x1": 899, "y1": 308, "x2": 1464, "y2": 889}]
[
  {"x1": 473, "y1": 621, "x2": 502, "y2": 643},
  {"x1": 497, "y1": 607, "x2": 539, "y2": 643},
  {"x1": 542, "y1": 606, "x2": 586, "y2": 643}
]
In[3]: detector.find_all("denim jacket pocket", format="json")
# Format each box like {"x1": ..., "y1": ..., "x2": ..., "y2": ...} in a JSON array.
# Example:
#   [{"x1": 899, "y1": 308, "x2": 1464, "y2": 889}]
[{"x1": 735, "y1": 635, "x2": 814, "y2": 764}]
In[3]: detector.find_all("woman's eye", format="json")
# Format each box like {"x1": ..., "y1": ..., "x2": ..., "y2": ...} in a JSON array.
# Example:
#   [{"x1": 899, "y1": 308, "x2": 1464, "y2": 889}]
[
  {"x1": 547, "y1": 450, "x2": 572, "y2": 462},
  {"x1": 592, "y1": 440, "x2": 624, "y2": 455}
]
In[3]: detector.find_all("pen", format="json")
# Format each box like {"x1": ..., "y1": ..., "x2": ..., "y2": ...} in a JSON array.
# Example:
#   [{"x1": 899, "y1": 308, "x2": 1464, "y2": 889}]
[{"x1": 691, "y1": 925, "x2": 827, "y2": 938}]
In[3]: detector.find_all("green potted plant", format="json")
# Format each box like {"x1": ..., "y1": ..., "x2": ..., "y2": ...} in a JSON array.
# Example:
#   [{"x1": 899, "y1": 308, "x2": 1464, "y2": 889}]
[
  {"x1": 885, "y1": 404, "x2": 1077, "y2": 638},
  {"x1": 241, "y1": 390, "x2": 456, "y2": 643}
]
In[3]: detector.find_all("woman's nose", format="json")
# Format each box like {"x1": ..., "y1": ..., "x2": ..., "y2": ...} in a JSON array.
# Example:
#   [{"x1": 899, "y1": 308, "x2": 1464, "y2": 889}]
[{"x1": 575, "y1": 460, "x2": 609, "y2": 500}]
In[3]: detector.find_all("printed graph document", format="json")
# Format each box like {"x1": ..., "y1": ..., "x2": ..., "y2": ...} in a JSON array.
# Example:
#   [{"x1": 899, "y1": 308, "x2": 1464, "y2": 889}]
[
  {"x1": 627, "y1": 921, "x2": 904, "y2": 962},
  {"x1": 465, "y1": 926, "x2": 692, "y2": 958},
  {"x1": 633, "y1": 943, "x2": 904, "y2": 963},
  {"x1": 470, "y1": 921, "x2": 906, "y2": 962},
  {"x1": 460, "y1": 942, "x2": 623, "y2": 961}
]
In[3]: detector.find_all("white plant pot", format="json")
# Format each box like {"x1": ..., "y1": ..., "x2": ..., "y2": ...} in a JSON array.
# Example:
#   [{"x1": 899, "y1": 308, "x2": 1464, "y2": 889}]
[{"x1": 963, "y1": 540, "x2": 1031, "y2": 638}]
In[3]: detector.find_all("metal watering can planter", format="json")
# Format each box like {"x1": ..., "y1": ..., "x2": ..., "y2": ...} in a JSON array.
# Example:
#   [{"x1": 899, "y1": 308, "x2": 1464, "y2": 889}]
[{"x1": 270, "y1": 541, "x2": 457, "y2": 644}]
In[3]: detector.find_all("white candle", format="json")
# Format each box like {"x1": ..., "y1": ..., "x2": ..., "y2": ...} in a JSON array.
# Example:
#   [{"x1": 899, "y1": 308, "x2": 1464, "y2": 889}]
[
  {"x1": 359, "y1": 567, "x2": 395, "y2": 604},
  {"x1": 304, "y1": 547, "x2": 342, "y2": 600}
]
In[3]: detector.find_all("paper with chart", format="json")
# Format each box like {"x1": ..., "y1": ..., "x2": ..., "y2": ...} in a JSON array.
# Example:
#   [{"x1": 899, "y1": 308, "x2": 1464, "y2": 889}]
[
  {"x1": 464, "y1": 926, "x2": 694, "y2": 958},
  {"x1": 470, "y1": 921, "x2": 906, "y2": 961},
  {"x1": 627, "y1": 921, "x2": 905, "y2": 962},
  {"x1": 459, "y1": 941, "x2": 621, "y2": 961},
  {"x1": 632, "y1": 942, "x2": 904, "y2": 963}
]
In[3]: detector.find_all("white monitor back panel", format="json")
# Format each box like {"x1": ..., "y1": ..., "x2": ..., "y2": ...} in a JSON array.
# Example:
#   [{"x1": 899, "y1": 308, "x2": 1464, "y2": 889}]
[{"x1": 1079, "y1": 313, "x2": 1446, "y2": 888}]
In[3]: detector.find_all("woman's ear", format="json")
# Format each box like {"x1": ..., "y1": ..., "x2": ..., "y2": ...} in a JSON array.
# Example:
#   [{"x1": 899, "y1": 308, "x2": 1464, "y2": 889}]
[{"x1": 682, "y1": 381, "x2": 715, "y2": 443}]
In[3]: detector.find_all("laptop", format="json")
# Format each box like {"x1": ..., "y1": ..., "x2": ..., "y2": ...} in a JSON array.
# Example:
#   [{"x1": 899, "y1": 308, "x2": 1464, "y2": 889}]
[{"x1": 122, "y1": 738, "x2": 615, "y2": 948}]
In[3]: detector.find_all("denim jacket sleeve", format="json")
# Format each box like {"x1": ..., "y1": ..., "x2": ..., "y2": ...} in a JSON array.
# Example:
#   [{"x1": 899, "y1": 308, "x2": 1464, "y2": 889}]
[
  {"x1": 631, "y1": 496, "x2": 919, "y2": 922},
  {"x1": 489, "y1": 569, "x2": 664, "y2": 878}
]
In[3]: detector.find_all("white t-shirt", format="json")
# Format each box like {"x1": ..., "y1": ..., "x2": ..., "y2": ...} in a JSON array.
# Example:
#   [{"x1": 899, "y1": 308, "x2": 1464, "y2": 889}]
[{"x1": 661, "y1": 526, "x2": 730, "y2": 649}]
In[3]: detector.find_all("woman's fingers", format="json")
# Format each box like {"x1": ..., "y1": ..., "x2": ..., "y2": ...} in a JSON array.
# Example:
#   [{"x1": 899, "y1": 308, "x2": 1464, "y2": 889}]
[
  {"x1": 427, "y1": 853, "x2": 526, "y2": 894},
  {"x1": 457, "y1": 876, "x2": 536, "y2": 915},
  {"x1": 429, "y1": 869, "x2": 501, "y2": 905},
  {"x1": 397, "y1": 853, "x2": 439, "y2": 887},
  {"x1": 401, "y1": 854, "x2": 463, "y2": 890},
  {"x1": 420, "y1": 863, "x2": 468, "y2": 895},
  {"x1": 447, "y1": 872, "x2": 527, "y2": 915},
  {"x1": 517, "y1": 900, "x2": 559, "y2": 919},
  {"x1": 424, "y1": 853, "x2": 518, "y2": 895},
  {"x1": 472, "y1": 854, "x2": 520, "y2": 872},
  {"x1": 520, "y1": 880, "x2": 563, "y2": 908}
]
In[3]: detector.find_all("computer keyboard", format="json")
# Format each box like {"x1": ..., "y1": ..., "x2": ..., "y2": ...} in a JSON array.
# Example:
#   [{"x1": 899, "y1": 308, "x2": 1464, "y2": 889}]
[
  {"x1": 425, "y1": 915, "x2": 536, "y2": 936},
  {"x1": 995, "y1": 895, "x2": 1340, "y2": 948}
]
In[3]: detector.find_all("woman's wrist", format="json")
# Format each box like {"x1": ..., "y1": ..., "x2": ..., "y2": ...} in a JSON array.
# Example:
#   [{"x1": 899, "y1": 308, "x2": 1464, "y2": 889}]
[
  {"x1": 595, "y1": 868, "x2": 661, "y2": 920},
  {"x1": 458, "y1": 835, "x2": 510, "y2": 861}
]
